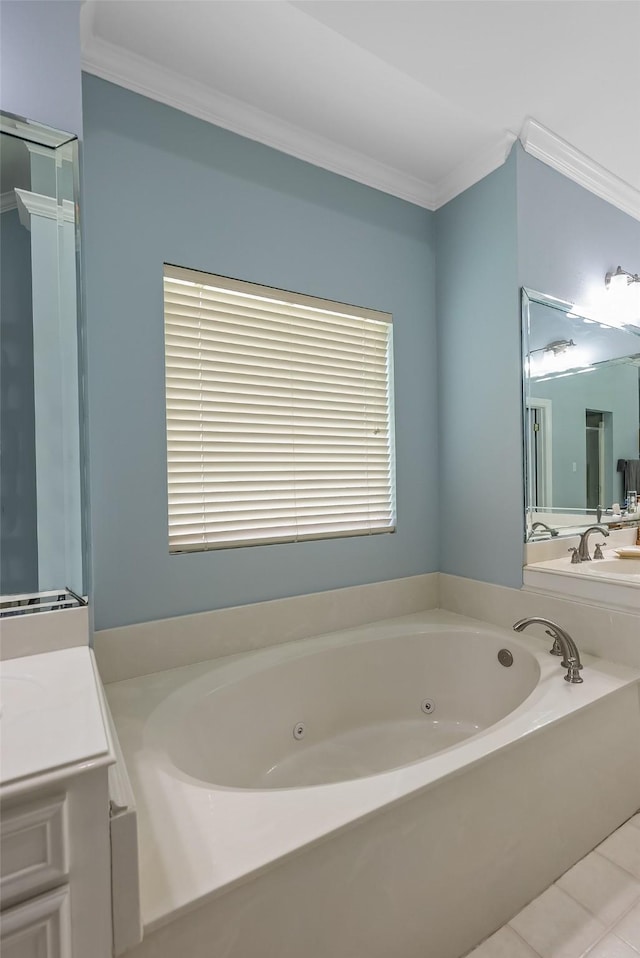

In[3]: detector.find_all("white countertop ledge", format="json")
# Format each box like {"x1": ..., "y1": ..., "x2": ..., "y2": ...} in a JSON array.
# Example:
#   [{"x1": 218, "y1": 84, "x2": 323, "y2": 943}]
[
  {"x1": 0, "y1": 646, "x2": 113, "y2": 789},
  {"x1": 524, "y1": 549, "x2": 640, "y2": 612}
]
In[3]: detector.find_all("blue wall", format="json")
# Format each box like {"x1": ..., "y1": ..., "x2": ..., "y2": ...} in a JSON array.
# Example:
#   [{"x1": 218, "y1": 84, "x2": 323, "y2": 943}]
[
  {"x1": 435, "y1": 153, "x2": 522, "y2": 587},
  {"x1": 82, "y1": 81, "x2": 640, "y2": 627},
  {"x1": 2, "y1": 7, "x2": 638, "y2": 629},
  {"x1": 516, "y1": 148, "x2": 640, "y2": 308},
  {"x1": 517, "y1": 147, "x2": 640, "y2": 523},
  {"x1": 434, "y1": 145, "x2": 640, "y2": 589},
  {"x1": 81, "y1": 75, "x2": 438, "y2": 630}
]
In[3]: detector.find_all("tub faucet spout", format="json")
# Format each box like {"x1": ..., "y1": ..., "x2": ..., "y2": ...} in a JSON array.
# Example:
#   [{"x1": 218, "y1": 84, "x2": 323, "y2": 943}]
[{"x1": 513, "y1": 617, "x2": 583, "y2": 684}]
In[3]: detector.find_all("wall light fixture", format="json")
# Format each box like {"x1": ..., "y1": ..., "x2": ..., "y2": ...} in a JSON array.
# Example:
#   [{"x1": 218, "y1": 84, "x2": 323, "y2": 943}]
[
  {"x1": 543, "y1": 338, "x2": 576, "y2": 355},
  {"x1": 603, "y1": 265, "x2": 640, "y2": 328},
  {"x1": 529, "y1": 338, "x2": 579, "y2": 379},
  {"x1": 605, "y1": 265, "x2": 640, "y2": 290},
  {"x1": 530, "y1": 339, "x2": 577, "y2": 357}
]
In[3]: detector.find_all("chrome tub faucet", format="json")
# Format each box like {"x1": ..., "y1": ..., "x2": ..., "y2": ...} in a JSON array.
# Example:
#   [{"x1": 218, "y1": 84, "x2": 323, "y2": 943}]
[{"x1": 513, "y1": 617, "x2": 583, "y2": 683}]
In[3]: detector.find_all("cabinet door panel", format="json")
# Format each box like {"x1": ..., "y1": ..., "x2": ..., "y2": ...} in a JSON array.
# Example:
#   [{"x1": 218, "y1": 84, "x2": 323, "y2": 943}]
[
  {"x1": 1, "y1": 795, "x2": 68, "y2": 906},
  {"x1": 0, "y1": 885, "x2": 71, "y2": 958}
]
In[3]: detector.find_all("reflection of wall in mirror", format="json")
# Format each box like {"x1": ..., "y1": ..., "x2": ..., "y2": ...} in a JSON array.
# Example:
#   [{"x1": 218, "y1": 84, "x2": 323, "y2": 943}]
[
  {"x1": 0, "y1": 205, "x2": 38, "y2": 594},
  {"x1": 532, "y1": 364, "x2": 639, "y2": 509},
  {"x1": 0, "y1": 128, "x2": 83, "y2": 599}
]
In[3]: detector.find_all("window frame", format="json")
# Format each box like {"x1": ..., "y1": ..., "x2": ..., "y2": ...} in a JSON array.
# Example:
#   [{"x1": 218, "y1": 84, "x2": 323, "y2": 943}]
[{"x1": 163, "y1": 264, "x2": 397, "y2": 553}]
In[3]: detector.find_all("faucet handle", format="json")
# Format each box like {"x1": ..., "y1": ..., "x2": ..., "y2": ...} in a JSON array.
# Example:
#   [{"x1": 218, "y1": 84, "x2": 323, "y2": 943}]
[
  {"x1": 544, "y1": 628, "x2": 564, "y2": 657},
  {"x1": 594, "y1": 543, "x2": 605, "y2": 560},
  {"x1": 564, "y1": 658, "x2": 584, "y2": 683},
  {"x1": 568, "y1": 547, "x2": 580, "y2": 564}
]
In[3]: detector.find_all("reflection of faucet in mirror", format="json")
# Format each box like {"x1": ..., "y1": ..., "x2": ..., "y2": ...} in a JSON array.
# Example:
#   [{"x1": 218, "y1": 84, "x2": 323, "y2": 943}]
[
  {"x1": 530, "y1": 521, "x2": 559, "y2": 538},
  {"x1": 513, "y1": 617, "x2": 583, "y2": 684},
  {"x1": 577, "y1": 526, "x2": 610, "y2": 562}
]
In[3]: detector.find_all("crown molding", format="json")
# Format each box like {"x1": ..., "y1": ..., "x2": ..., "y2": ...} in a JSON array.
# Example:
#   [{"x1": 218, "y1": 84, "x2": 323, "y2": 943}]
[
  {"x1": 81, "y1": 34, "x2": 439, "y2": 210},
  {"x1": 434, "y1": 131, "x2": 518, "y2": 208},
  {"x1": 520, "y1": 118, "x2": 640, "y2": 223},
  {"x1": 15, "y1": 189, "x2": 75, "y2": 230},
  {"x1": 81, "y1": 33, "x2": 517, "y2": 211},
  {"x1": 81, "y1": 27, "x2": 638, "y2": 218},
  {"x1": 1, "y1": 191, "x2": 17, "y2": 214}
]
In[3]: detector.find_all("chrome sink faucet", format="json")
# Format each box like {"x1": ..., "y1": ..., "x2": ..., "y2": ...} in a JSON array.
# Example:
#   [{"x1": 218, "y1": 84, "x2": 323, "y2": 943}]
[
  {"x1": 577, "y1": 525, "x2": 609, "y2": 561},
  {"x1": 513, "y1": 617, "x2": 583, "y2": 683}
]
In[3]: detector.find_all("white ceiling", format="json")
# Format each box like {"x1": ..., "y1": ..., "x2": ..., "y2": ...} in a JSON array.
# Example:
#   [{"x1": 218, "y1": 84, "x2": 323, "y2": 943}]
[{"x1": 81, "y1": 1, "x2": 640, "y2": 216}]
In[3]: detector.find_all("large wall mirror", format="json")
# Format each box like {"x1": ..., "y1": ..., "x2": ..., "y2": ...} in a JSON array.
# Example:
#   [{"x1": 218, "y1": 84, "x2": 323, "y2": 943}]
[
  {"x1": 0, "y1": 112, "x2": 84, "y2": 612},
  {"x1": 522, "y1": 287, "x2": 640, "y2": 542}
]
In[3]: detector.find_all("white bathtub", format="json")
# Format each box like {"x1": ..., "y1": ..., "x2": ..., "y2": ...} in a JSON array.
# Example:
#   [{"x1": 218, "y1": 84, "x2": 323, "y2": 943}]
[
  {"x1": 106, "y1": 609, "x2": 640, "y2": 958},
  {"x1": 152, "y1": 624, "x2": 542, "y2": 790}
]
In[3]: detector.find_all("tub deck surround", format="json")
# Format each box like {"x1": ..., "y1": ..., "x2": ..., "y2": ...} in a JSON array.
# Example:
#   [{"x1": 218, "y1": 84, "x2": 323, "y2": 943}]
[
  {"x1": 94, "y1": 572, "x2": 439, "y2": 683},
  {"x1": 105, "y1": 608, "x2": 640, "y2": 956},
  {"x1": 439, "y1": 574, "x2": 640, "y2": 672}
]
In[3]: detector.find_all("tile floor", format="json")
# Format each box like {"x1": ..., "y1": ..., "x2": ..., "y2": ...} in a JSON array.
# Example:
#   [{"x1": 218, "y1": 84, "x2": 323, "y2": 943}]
[{"x1": 466, "y1": 814, "x2": 640, "y2": 958}]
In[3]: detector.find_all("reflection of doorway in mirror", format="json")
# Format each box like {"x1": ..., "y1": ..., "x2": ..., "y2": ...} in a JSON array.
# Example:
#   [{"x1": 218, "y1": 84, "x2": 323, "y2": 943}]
[
  {"x1": 527, "y1": 398, "x2": 553, "y2": 509},
  {"x1": 585, "y1": 410, "x2": 607, "y2": 509}
]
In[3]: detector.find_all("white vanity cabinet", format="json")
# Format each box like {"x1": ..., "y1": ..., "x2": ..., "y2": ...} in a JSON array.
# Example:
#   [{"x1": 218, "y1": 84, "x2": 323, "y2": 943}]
[
  {"x1": 0, "y1": 647, "x2": 116, "y2": 957},
  {"x1": 1, "y1": 885, "x2": 71, "y2": 958}
]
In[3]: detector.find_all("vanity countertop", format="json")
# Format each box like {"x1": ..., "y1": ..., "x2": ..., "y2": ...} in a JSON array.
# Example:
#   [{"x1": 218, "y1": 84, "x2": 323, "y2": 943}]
[
  {"x1": 0, "y1": 646, "x2": 113, "y2": 791},
  {"x1": 524, "y1": 548, "x2": 640, "y2": 612}
]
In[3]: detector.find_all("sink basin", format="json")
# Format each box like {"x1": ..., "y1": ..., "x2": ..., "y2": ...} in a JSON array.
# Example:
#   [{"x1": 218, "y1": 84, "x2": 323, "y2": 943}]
[{"x1": 586, "y1": 559, "x2": 640, "y2": 577}]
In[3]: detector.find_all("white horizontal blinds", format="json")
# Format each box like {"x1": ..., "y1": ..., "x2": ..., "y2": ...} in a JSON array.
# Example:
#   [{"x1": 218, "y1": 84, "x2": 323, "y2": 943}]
[{"x1": 163, "y1": 265, "x2": 396, "y2": 552}]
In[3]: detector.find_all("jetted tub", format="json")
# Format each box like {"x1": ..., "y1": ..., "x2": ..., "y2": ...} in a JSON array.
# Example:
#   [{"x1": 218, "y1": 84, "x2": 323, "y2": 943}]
[
  {"x1": 151, "y1": 625, "x2": 541, "y2": 789},
  {"x1": 106, "y1": 609, "x2": 640, "y2": 958}
]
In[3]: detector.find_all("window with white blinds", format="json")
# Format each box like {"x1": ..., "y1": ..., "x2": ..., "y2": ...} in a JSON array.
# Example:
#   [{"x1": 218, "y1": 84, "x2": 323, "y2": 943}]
[{"x1": 163, "y1": 264, "x2": 396, "y2": 553}]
